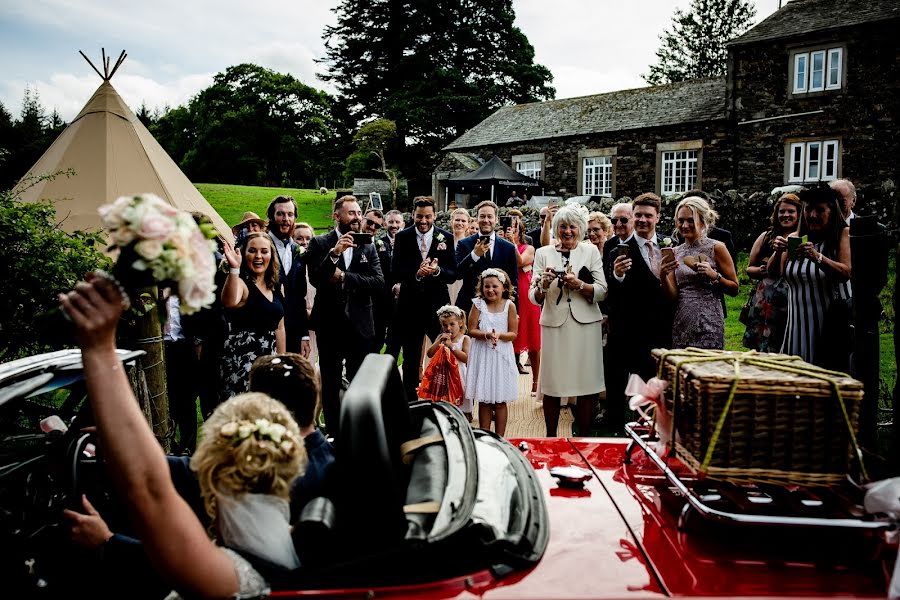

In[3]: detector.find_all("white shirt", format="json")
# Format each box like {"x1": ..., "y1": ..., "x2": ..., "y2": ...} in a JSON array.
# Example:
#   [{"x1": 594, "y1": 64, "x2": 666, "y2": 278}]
[
  {"x1": 417, "y1": 226, "x2": 435, "y2": 256},
  {"x1": 613, "y1": 232, "x2": 659, "y2": 282},
  {"x1": 470, "y1": 232, "x2": 496, "y2": 262},
  {"x1": 270, "y1": 233, "x2": 292, "y2": 273},
  {"x1": 163, "y1": 296, "x2": 184, "y2": 342},
  {"x1": 634, "y1": 233, "x2": 659, "y2": 270},
  {"x1": 333, "y1": 228, "x2": 354, "y2": 267}
]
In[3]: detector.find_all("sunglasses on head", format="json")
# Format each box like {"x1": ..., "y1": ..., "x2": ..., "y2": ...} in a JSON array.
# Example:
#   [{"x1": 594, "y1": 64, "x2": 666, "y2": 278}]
[{"x1": 611, "y1": 217, "x2": 630, "y2": 224}]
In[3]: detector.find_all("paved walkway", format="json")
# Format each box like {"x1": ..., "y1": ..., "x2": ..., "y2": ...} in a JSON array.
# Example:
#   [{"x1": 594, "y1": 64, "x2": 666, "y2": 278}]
[{"x1": 472, "y1": 370, "x2": 573, "y2": 438}]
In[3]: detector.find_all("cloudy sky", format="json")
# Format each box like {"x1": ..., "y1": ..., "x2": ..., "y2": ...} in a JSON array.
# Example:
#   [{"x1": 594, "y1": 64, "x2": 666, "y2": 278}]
[{"x1": 0, "y1": 0, "x2": 779, "y2": 121}]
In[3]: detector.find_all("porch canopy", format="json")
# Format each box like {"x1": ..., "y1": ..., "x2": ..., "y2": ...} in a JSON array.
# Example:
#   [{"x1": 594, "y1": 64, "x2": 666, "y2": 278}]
[{"x1": 447, "y1": 155, "x2": 541, "y2": 202}]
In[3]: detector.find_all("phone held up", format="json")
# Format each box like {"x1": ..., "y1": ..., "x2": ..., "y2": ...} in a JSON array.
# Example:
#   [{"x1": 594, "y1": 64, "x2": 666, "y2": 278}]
[
  {"x1": 351, "y1": 232, "x2": 373, "y2": 245},
  {"x1": 788, "y1": 234, "x2": 808, "y2": 255},
  {"x1": 499, "y1": 216, "x2": 513, "y2": 230},
  {"x1": 615, "y1": 244, "x2": 630, "y2": 259}
]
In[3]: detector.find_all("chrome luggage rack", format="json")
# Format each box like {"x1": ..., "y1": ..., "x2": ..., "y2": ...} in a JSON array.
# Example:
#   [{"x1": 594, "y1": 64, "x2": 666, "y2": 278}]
[{"x1": 623, "y1": 421, "x2": 895, "y2": 532}]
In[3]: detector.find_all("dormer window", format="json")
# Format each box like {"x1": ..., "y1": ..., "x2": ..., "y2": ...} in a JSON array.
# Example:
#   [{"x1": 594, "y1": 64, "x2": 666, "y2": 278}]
[{"x1": 791, "y1": 46, "x2": 843, "y2": 94}]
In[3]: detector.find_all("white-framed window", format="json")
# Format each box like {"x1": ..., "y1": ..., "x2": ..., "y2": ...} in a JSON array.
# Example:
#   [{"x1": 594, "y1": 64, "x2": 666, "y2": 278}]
[
  {"x1": 583, "y1": 156, "x2": 612, "y2": 196},
  {"x1": 791, "y1": 47, "x2": 843, "y2": 93},
  {"x1": 661, "y1": 150, "x2": 698, "y2": 195},
  {"x1": 787, "y1": 139, "x2": 840, "y2": 183},
  {"x1": 515, "y1": 160, "x2": 542, "y2": 180}
]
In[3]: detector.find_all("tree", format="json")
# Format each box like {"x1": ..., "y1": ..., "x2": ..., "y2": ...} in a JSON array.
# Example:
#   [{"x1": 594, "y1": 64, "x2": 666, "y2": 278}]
[
  {"x1": 345, "y1": 119, "x2": 401, "y2": 206},
  {"x1": 643, "y1": 0, "x2": 756, "y2": 85},
  {"x1": 0, "y1": 173, "x2": 109, "y2": 360},
  {"x1": 320, "y1": 0, "x2": 555, "y2": 177},
  {"x1": 153, "y1": 64, "x2": 341, "y2": 187},
  {"x1": 0, "y1": 88, "x2": 69, "y2": 190}
]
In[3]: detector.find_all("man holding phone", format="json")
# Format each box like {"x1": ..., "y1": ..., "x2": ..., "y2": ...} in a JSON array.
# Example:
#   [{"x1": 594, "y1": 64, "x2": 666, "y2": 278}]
[
  {"x1": 455, "y1": 200, "x2": 519, "y2": 315},
  {"x1": 604, "y1": 194, "x2": 674, "y2": 429},
  {"x1": 306, "y1": 195, "x2": 384, "y2": 439}
]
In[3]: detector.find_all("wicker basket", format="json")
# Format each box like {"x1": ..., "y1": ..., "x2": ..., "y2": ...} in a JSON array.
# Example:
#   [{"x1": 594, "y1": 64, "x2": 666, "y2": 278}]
[{"x1": 651, "y1": 348, "x2": 864, "y2": 486}]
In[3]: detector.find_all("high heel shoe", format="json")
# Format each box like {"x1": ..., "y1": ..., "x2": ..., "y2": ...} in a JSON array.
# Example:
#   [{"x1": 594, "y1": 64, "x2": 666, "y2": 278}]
[{"x1": 517, "y1": 364, "x2": 529, "y2": 375}]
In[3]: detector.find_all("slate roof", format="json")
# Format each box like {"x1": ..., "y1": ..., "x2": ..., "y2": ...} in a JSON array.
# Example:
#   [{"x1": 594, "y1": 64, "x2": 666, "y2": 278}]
[
  {"x1": 730, "y1": 0, "x2": 900, "y2": 46},
  {"x1": 444, "y1": 77, "x2": 726, "y2": 150}
]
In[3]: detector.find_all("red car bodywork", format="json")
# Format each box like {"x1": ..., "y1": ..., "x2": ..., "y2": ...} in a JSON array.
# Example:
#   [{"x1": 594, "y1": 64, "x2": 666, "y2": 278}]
[{"x1": 274, "y1": 437, "x2": 890, "y2": 599}]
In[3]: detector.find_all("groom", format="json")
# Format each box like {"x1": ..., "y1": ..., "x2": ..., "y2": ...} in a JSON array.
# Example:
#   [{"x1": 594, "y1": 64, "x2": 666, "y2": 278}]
[{"x1": 454, "y1": 200, "x2": 519, "y2": 314}]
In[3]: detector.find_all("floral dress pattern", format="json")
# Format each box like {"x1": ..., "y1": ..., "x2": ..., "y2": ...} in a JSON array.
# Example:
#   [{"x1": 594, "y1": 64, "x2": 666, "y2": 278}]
[
  {"x1": 220, "y1": 282, "x2": 284, "y2": 403},
  {"x1": 672, "y1": 237, "x2": 724, "y2": 349}
]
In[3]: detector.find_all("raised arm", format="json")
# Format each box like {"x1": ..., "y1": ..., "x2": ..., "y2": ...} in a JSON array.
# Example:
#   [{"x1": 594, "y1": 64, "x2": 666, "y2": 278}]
[
  {"x1": 59, "y1": 274, "x2": 240, "y2": 599},
  {"x1": 221, "y1": 241, "x2": 249, "y2": 309}
]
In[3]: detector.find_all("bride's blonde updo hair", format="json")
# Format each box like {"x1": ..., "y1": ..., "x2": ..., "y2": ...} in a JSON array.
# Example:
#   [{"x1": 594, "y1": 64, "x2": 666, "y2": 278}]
[{"x1": 191, "y1": 392, "x2": 306, "y2": 521}]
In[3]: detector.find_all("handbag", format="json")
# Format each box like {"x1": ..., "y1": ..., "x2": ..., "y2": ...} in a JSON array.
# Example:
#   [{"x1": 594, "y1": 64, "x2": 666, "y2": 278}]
[
  {"x1": 417, "y1": 345, "x2": 465, "y2": 406},
  {"x1": 739, "y1": 293, "x2": 754, "y2": 326}
]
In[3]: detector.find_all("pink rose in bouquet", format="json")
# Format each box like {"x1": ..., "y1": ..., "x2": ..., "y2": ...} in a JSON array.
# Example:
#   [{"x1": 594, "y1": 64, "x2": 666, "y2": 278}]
[{"x1": 98, "y1": 194, "x2": 218, "y2": 314}]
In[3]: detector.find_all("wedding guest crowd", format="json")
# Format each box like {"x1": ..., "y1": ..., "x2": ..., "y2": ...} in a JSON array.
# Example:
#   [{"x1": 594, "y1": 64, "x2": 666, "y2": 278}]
[{"x1": 155, "y1": 179, "x2": 860, "y2": 446}]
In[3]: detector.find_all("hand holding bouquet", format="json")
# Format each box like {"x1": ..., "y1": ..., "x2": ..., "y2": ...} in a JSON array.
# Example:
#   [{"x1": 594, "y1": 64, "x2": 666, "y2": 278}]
[{"x1": 98, "y1": 194, "x2": 218, "y2": 314}]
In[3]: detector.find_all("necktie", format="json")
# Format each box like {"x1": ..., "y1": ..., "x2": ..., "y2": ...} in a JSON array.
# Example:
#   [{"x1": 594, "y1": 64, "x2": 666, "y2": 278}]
[
  {"x1": 648, "y1": 242, "x2": 660, "y2": 278},
  {"x1": 419, "y1": 235, "x2": 429, "y2": 260},
  {"x1": 484, "y1": 245, "x2": 492, "y2": 264}
]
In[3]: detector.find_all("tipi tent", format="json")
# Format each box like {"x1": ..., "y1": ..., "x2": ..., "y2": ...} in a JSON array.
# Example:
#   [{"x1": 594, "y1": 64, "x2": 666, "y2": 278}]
[{"x1": 18, "y1": 51, "x2": 233, "y2": 242}]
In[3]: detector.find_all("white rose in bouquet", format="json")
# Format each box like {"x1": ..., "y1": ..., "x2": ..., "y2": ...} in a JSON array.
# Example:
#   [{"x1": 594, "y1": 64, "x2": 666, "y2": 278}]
[{"x1": 98, "y1": 193, "x2": 219, "y2": 314}]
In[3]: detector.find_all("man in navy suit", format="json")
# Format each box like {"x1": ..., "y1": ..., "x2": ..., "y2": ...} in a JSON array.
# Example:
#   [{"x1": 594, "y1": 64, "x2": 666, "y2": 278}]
[
  {"x1": 266, "y1": 195, "x2": 310, "y2": 357},
  {"x1": 306, "y1": 196, "x2": 384, "y2": 439},
  {"x1": 392, "y1": 197, "x2": 458, "y2": 403},
  {"x1": 454, "y1": 200, "x2": 519, "y2": 315}
]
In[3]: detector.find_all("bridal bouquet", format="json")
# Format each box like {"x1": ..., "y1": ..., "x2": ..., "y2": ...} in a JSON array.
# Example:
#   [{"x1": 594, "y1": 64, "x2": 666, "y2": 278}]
[{"x1": 98, "y1": 193, "x2": 218, "y2": 314}]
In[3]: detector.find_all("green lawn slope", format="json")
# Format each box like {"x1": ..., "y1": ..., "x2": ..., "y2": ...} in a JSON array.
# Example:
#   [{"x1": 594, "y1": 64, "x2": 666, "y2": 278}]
[{"x1": 196, "y1": 183, "x2": 335, "y2": 232}]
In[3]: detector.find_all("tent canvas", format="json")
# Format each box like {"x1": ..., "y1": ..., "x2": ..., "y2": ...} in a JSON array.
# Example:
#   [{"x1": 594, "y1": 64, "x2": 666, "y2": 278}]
[{"x1": 17, "y1": 77, "x2": 233, "y2": 243}]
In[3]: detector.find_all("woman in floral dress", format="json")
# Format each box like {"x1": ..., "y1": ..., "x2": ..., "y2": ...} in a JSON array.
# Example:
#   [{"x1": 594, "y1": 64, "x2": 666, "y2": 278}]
[
  {"x1": 661, "y1": 197, "x2": 739, "y2": 349},
  {"x1": 741, "y1": 193, "x2": 801, "y2": 352},
  {"x1": 220, "y1": 232, "x2": 286, "y2": 401}
]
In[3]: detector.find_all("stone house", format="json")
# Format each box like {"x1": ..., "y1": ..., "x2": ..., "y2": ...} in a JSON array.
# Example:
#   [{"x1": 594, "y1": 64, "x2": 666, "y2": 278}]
[{"x1": 436, "y1": 0, "x2": 900, "y2": 211}]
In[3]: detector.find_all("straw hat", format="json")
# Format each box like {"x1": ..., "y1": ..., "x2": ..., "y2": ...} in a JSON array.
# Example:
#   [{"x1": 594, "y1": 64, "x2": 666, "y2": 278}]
[{"x1": 232, "y1": 211, "x2": 267, "y2": 234}]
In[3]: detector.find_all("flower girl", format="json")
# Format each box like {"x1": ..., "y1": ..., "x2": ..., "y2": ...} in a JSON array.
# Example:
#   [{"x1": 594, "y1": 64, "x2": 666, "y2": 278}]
[
  {"x1": 465, "y1": 269, "x2": 519, "y2": 436},
  {"x1": 425, "y1": 304, "x2": 471, "y2": 419}
]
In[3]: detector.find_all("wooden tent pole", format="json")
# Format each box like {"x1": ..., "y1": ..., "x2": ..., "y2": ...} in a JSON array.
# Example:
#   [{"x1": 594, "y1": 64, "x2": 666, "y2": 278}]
[{"x1": 79, "y1": 50, "x2": 105, "y2": 80}]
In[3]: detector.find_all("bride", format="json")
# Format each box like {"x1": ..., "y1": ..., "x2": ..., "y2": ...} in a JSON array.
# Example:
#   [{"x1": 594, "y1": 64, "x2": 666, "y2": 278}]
[{"x1": 59, "y1": 272, "x2": 306, "y2": 599}]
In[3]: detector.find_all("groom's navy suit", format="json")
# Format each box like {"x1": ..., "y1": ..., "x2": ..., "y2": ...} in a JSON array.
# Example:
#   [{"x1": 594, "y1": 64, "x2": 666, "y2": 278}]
[{"x1": 454, "y1": 233, "x2": 519, "y2": 314}]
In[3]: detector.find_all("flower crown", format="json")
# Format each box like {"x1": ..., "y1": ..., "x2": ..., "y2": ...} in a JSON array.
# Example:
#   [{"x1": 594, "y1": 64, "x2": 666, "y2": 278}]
[
  {"x1": 480, "y1": 268, "x2": 507, "y2": 284},
  {"x1": 436, "y1": 304, "x2": 465, "y2": 319},
  {"x1": 218, "y1": 418, "x2": 298, "y2": 454}
]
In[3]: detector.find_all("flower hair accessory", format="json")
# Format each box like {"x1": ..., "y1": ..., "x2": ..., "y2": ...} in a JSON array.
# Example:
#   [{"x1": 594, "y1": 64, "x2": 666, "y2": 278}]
[
  {"x1": 480, "y1": 267, "x2": 507, "y2": 284},
  {"x1": 436, "y1": 304, "x2": 465, "y2": 319},
  {"x1": 219, "y1": 418, "x2": 298, "y2": 454}
]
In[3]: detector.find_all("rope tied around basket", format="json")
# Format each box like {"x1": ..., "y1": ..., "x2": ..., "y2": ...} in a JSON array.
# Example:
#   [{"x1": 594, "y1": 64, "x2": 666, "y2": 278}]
[{"x1": 654, "y1": 348, "x2": 868, "y2": 482}]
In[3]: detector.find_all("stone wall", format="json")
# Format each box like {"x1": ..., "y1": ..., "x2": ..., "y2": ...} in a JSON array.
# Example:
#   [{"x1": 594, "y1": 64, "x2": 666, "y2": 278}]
[
  {"x1": 729, "y1": 20, "x2": 900, "y2": 221},
  {"x1": 444, "y1": 119, "x2": 733, "y2": 200}
]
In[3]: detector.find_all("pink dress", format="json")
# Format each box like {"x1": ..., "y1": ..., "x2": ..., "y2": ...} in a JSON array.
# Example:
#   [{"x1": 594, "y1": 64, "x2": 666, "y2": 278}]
[{"x1": 514, "y1": 243, "x2": 541, "y2": 354}]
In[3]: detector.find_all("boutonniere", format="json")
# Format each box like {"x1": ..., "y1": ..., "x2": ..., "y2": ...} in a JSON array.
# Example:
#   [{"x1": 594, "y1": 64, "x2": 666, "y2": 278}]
[
  {"x1": 436, "y1": 233, "x2": 446, "y2": 243},
  {"x1": 294, "y1": 245, "x2": 306, "y2": 257},
  {"x1": 376, "y1": 239, "x2": 386, "y2": 251},
  {"x1": 660, "y1": 237, "x2": 673, "y2": 248},
  {"x1": 358, "y1": 254, "x2": 369, "y2": 264}
]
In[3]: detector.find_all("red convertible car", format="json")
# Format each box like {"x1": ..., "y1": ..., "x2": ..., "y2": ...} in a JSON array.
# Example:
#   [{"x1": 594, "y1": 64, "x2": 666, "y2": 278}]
[{"x1": 0, "y1": 351, "x2": 895, "y2": 599}]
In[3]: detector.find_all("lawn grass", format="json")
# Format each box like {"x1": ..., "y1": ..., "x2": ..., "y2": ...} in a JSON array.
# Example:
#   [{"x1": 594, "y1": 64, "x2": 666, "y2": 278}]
[{"x1": 196, "y1": 183, "x2": 336, "y2": 233}]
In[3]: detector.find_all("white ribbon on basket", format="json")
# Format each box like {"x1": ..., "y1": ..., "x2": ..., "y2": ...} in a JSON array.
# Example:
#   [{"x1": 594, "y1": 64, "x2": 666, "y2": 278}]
[{"x1": 626, "y1": 373, "x2": 672, "y2": 457}]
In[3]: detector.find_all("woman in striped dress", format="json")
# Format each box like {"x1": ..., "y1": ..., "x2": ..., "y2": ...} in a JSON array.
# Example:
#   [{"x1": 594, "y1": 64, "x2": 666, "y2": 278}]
[{"x1": 769, "y1": 185, "x2": 851, "y2": 367}]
